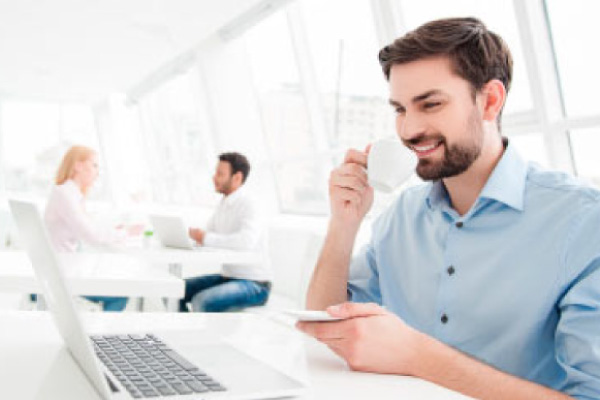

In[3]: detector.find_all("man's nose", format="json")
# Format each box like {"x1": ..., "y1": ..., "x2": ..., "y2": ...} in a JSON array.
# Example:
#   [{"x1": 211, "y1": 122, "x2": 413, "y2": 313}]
[{"x1": 397, "y1": 114, "x2": 426, "y2": 142}]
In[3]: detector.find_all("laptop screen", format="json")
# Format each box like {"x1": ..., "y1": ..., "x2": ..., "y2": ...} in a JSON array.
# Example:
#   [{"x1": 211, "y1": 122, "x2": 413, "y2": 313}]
[{"x1": 9, "y1": 199, "x2": 113, "y2": 399}]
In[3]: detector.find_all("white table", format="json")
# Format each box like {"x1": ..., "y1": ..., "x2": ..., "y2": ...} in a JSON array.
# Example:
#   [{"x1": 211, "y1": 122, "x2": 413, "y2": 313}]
[
  {"x1": 0, "y1": 251, "x2": 183, "y2": 298},
  {"x1": 0, "y1": 311, "x2": 471, "y2": 400},
  {"x1": 124, "y1": 242, "x2": 263, "y2": 268}
]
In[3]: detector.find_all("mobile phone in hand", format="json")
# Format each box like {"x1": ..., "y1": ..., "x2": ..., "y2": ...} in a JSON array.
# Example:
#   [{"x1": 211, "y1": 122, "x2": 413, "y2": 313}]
[{"x1": 281, "y1": 309, "x2": 345, "y2": 322}]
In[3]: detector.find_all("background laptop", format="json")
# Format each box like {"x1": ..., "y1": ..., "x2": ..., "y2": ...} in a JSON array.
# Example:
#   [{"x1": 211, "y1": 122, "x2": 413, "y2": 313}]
[
  {"x1": 150, "y1": 214, "x2": 196, "y2": 250},
  {"x1": 10, "y1": 199, "x2": 305, "y2": 400}
]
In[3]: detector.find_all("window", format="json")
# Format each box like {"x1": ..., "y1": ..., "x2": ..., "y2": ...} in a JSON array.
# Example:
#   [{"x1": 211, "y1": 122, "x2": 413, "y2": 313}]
[
  {"x1": 246, "y1": 11, "x2": 313, "y2": 160},
  {"x1": 570, "y1": 128, "x2": 600, "y2": 187},
  {"x1": 299, "y1": 0, "x2": 393, "y2": 150},
  {"x1": 545, "y1": 0, "x2": 600, "y2": 118},
  {"x1": 0, "y1": 100, "x2": 103, "y2": 198},
  {"x1": 245, "y1": 9, "x2": 330, "y2": 213},
  {"x1": 509, "y1": 134, "x2": 549, "y2": 167},
  {"x1": 136, "y1": 70, "x2": 215, "y2": 205}
]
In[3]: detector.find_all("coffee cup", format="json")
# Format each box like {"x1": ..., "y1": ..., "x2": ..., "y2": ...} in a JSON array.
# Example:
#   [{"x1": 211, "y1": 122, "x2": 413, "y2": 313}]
[{"x1": 367, "y1": 137, "x2": 417, "y2": 193}]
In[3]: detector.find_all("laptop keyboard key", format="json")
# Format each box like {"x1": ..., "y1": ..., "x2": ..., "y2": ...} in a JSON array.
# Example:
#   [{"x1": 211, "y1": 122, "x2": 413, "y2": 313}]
[
  {"x1": 207, "y1": 384, "x2": 227, "y2": 392},
  {"x1": 162, "y1": 350, "x2": 198, "y2": 371},
  {"x1": 157, "y1": 386, "x2": 177, "y2": 396},
  {"x1": 187, "y1": 381, "x2": 210, "y2": 393},
  {"x1": 171, "y1": 383, "x2": 193, "y2": 395}
]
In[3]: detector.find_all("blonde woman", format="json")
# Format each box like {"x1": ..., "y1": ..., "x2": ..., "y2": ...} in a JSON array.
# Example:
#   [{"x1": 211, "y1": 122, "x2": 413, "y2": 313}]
[{"x1": 44, "y1": 145, "x2": 137, "y2": 311}]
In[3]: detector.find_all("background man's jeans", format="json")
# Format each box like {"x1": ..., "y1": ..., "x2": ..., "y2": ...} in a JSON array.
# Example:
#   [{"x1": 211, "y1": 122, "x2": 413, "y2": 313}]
[
  {"x1": 180, "y1": 274, "x2": 270, "y2": 312},
  {"x1": 85, "y1": 296, "x2": 128, "y2": 312}
]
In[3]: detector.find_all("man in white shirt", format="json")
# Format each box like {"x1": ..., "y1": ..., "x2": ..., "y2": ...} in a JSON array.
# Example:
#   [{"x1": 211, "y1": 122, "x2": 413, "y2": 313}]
[{"x1": 180, "y1": 152, "x2": 271, "y2": 312}]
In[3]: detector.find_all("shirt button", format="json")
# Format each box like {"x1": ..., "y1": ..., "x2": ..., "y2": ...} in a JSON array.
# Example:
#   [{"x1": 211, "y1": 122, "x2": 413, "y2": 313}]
[
  {"x1": 455, "y1": 221, "x2": 463, "y2": 228},
  {"x1": 441, "y1": 314, "x2": 449, "y2": 324},
  {"x1": 447, "y1": 266, "x2": 455, "y2": 275}
]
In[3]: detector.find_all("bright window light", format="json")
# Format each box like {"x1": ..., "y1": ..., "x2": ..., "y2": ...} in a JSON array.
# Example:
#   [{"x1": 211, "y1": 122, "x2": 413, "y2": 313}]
[
  {"x1": 545, "y1": 0, "x2": 600, "y2": 117},
  {"x1": 509, "y1": 134, "x2": 550, "y2": 167},
  {"x1": 300, "y1": 0, "x2": 393, "y2": 150},
  {"x1": 136, "y1": 70, "x2": 215, "y2": 206},
  {"x1": 1, "y1": 100, "x2": 102, "y2": 198},
  {"x1": 570, "y1": 128, "x2": 600, "y2": 187}
]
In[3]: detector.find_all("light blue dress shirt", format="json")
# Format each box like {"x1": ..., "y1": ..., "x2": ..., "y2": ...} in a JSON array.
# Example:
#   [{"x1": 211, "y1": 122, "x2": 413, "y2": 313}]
[{"x1": 348, "y1": 141, "x2": 600, "y2": 399}]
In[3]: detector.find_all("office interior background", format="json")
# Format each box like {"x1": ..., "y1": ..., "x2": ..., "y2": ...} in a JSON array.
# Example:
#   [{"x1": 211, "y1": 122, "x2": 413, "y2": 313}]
[{"x1": 0, "y1": 0, "x2": 598, "y2": 305}]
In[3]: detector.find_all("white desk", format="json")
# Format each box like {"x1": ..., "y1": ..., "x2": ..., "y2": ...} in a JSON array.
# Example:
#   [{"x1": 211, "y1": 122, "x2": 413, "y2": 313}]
[
  {"x1": 122, "y1": 242, "x2": 264, "y2": 282},
  {"x1": 0, "y1": 311, "x2": 471, "y2": 400},
  {"x1": 0, "y1": 251, "x2": 183, "y2": 298},
  {"x1": 124, "y1": 241, "x2": 262, "y2": 268}
]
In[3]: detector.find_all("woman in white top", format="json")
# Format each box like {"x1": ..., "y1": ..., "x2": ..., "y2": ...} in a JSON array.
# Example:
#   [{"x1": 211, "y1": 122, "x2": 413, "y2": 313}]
[{"x1": 44, "y1": 145, "x2": 132, "y2": 311}]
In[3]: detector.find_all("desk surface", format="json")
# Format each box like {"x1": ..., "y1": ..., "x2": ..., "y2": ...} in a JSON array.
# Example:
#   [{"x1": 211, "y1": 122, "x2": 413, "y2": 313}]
[
  {"x1": 0, "y1": 311, "x2": 470, "y2": 400},
  {"x1": 123, "y1": 241, "x2": 263, "y2": 267},
  {"x1": 0, "y1": 251, "x2": 183, "y2": 298}
]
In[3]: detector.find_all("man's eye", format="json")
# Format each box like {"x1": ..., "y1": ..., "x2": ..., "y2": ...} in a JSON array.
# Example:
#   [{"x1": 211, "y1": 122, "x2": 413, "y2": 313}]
[
  {"x1": 423, "y1": 102, "x2": 441, "y2": 110},
  {"x1": 394, "y1": 107, "x2": 406, "y2": 115}
]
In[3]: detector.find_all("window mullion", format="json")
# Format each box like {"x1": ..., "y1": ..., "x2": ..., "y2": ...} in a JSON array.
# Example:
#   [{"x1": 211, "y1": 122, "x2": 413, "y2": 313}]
[
  {"x1": 513, "y1": 0, "x2": 575, "y2": 173},
  {"x1": 285, "y1": 3, "x2": 330, "y2": 153}
]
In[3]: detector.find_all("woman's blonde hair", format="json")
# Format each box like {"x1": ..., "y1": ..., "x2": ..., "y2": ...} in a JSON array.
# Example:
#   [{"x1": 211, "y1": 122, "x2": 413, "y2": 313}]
[{"x1": 55, "y1": 145, "x2": 96, "y2": 194}]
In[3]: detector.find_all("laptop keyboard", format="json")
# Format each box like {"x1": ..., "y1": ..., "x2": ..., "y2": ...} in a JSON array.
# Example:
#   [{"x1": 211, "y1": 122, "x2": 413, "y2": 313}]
[{"x1": 91, "y1": 334, "x2": 226, "y2": 398}]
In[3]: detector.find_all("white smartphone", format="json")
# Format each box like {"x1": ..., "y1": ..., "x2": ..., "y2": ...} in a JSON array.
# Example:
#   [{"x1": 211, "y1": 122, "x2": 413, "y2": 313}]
[{"x1": 280, "y1": 309, "x2": 345, "y2": 322}]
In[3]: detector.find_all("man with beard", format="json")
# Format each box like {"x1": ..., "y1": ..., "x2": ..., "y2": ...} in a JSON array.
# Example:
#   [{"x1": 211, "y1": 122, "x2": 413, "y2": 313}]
[
  {"x1": 298, "y1": 17, "x2": 600, "y2": 399},
  {"x1": 180, "y1": 152, "x2": 271, "y2": 312}
]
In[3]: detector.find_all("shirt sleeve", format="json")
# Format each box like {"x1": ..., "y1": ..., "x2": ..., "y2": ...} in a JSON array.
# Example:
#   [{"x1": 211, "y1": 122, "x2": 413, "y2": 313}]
[
  {"x1": 555, "y1": 201, "x2": 600, "y2": 399},
  {"x1": 347, "y1": 241, "x2": 382, "y2": 304},
  {"x1": 202, "y1": 201, "x2": 262, "y2": 251}
]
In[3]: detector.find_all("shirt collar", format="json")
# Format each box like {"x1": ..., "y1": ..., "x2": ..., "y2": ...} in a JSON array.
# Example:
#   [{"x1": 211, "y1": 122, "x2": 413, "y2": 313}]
[
  {"x1": 478, "y1": 140, "x2": 527, "y2": 211},
  {"x1": 426, "y1": 139, "x2": 528, "y2": 212},
  {"x1": 222, "y1": 185, "x2": 246, "y2": 206}
]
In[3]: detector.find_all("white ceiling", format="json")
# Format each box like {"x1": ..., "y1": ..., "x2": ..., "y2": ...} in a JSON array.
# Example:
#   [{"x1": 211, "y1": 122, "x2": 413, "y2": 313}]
[{"x1": 0, "y1": 0, "x2": 266, "y2": 104}]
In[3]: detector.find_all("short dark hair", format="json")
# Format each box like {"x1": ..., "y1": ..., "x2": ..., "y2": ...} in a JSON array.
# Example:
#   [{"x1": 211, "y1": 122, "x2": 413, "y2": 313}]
[
  {"x1": 219, "y1": 152, "x2": 251, "y2": 183},
  {"x1": 378, "y1": 17, "x2": 512, "y2": 127}
]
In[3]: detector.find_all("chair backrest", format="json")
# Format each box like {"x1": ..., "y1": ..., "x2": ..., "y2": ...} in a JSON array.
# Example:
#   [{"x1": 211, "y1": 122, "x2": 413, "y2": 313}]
[{"x1": 267, "y1": 226, "x2": 323, "y2": 308}]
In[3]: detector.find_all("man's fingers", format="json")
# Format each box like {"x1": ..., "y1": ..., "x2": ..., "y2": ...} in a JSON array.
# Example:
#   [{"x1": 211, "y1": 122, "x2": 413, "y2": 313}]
[
  {"x1": 327, "y1": 302, "x2": 387, "y2": 319},
  {"x1": 334, "y1": 190, "x2": 362, "y2": 206},
  {"x1": 296, "y1": 321, "x2": 346, "y2": 340},
  {"x1": 331, "y1": 175, "x2": 368, "y2": 192},
  {"x1": 335, "y1": 162, "x2": 368, "y2": 180},
  {"x1": 343, "y1": 149, "x2": 368, "y2": 167}
]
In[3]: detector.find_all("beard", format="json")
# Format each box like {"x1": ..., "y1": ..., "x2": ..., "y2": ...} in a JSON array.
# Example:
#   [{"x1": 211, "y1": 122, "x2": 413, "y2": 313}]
[
  {"x1": 408, "y1": 109, "x2": 483, "y2": 181},
  {"x1": 216, "y1": 178, "x2": 233, "y2": 195}
]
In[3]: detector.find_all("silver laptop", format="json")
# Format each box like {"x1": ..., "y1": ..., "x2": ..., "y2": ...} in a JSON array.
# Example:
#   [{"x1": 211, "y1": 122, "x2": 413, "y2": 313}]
[
  {"x1": 10, "y1": 199, "x2": 305, "y2": 400},
  {"x1": 150, "y1": 214, "x2": 196, "y2": 250}
]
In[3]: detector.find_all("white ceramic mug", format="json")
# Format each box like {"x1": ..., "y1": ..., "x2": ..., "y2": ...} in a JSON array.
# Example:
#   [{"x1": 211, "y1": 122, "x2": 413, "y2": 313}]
[{"x1": 367, "y1": 137, "x2": 417, "y2": 193}]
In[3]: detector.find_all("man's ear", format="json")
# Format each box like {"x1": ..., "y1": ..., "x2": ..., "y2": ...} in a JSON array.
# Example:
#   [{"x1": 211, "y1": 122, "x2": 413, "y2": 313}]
[
  {"x1": 480, "y1": 79, "x2": 506, "y2": 122},
  {"x1": 232, "y1": 171, "x2": 244, "y2": 186}
]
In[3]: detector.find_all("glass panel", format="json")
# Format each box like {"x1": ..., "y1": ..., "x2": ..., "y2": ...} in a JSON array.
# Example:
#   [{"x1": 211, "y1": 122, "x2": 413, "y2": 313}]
[
  {"x1": 570, "y1": 128, "x2": 600, "y2": 187},
  {"x1": 274, "y1": 158, "x2": 329, "y2": 214},
  {"x1": 137, "y1": 70, "x2": 215, "y2": 205},
  {"x1": 245, "y1": 11, "x2": 314, "y2": 160},
  {"x1": 509, "y1": 133, "x2": 550, "y2": 167},
  {"x1": 300, "y1": 0, "x2": 394, "y2": 150},
  {"x1": 396, "y1": 0, "x2": 533, "y2": 114},
  {"x1": 0, "y1": 100, "x2": 103, "y2": 198},
  {"x1": 545, "y1": 0, "x2": 600, "y2": 117}
]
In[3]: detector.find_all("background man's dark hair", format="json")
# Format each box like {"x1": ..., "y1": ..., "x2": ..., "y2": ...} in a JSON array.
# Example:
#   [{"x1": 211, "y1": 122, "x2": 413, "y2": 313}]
[
  {"x1": 378, "y1": 17, "x2": 513, "y2": 129},
  {"x1": 219, "y1": 152, "x2": 251, "y2": 183}
]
